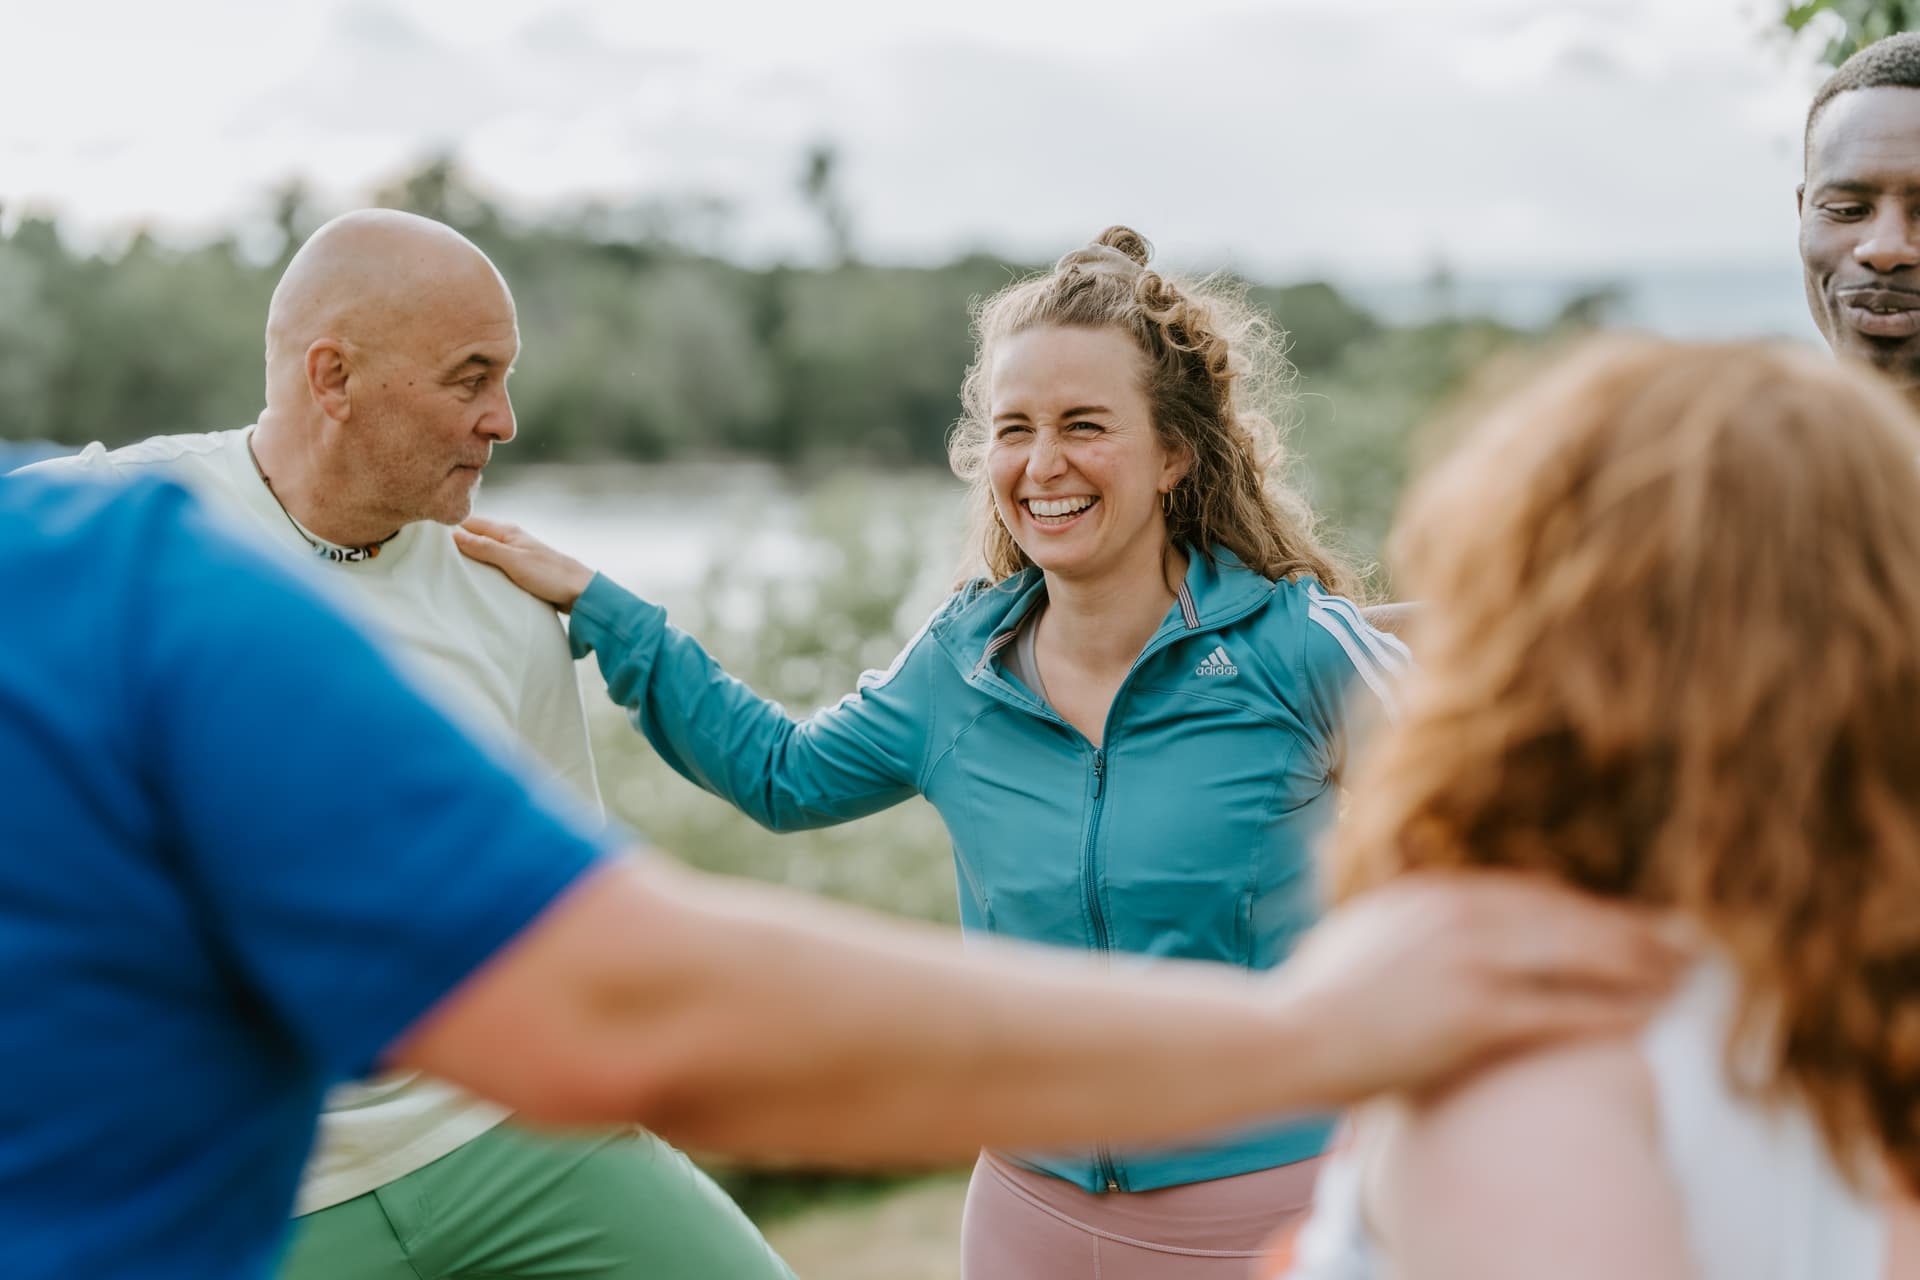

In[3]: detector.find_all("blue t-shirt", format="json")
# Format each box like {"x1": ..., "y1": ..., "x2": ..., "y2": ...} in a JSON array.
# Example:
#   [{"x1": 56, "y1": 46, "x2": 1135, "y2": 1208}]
[{"x1": 0, "y1": 472, "x2": 619, "y2": 1278}]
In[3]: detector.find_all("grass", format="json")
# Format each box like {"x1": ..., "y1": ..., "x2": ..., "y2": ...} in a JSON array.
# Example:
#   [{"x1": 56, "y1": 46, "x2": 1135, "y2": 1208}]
[{"x1": 761, "y1": 1174, "x2": 970, "y2": 1280}]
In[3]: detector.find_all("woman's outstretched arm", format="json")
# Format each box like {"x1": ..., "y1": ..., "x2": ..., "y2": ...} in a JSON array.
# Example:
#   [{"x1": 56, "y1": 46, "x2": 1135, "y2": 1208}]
[{"x1": 457, "y1": 516, "x2": 935, "y2": 831}]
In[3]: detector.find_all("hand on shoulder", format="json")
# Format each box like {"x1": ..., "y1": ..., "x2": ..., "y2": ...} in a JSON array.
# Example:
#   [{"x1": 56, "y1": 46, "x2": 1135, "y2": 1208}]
[{"x1": 454, "y1": 516, "x2": 596, "y2": 612}]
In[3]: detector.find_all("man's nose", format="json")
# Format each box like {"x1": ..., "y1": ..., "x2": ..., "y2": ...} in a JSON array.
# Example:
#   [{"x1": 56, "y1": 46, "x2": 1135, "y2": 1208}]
[
  {"x1": 1855, "y1": 207, "x2": 1920, "y2": 274},
  {"x1": 479, "y1": 388, "x2": 516, "y2": 444}
]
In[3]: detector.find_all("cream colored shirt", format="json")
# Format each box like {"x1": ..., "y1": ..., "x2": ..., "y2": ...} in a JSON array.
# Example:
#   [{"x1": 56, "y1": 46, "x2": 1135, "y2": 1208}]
[{"x1": 27, "y1": 428, "x2": 604, "y2": 1213}]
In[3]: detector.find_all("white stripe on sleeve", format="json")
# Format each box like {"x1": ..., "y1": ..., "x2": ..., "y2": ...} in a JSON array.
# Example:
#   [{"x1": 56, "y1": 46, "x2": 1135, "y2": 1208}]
[
  {"x1": 1307, "y1": 601, "x2": 1401, "y2": 720},
  {"x1": 1306, "y1": 583, "x2": 1413, "y2": 675}
]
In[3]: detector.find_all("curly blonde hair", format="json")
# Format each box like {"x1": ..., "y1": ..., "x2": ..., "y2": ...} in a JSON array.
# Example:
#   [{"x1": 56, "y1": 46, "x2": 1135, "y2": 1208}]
[
  {"x1": 949, "y1": 226, "x2": 1358, "y2": 595},
  {"x1": 1334, "y1": 337, "x2": 1920, "y2": 1193}
]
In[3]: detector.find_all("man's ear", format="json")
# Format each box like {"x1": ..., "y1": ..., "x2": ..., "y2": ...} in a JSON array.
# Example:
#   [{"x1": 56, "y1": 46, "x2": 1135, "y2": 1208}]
[{"x1": 306, "y1": 340, "x2": 353, "y2": 424}]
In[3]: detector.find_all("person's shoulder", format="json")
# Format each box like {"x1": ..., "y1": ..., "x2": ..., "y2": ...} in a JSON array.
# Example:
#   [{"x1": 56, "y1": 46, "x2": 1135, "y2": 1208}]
[
  {"x1": 1223, "y1": 574, "x2": 1368, "y2": 650},
  {"x1": 1368, "y1": 1028, "x2": 1701, "y2": 1279},
  {"x1": 415, "y1": 523, "x2": 574, "y2": 638},
  {"x1": 1372, "y1": 1031, "x2": 1659, "y2": 1237},
  {"x1": 909, "y1": 573, "x2": 1021, "y2": 645},
  {"x1": 935, "y1": 574, "x2": 1004, "y2": 627},
  {"x1": 1278, "y1": 579, "x2": 1411, "y2": 693},
  {"x1": 19, "y1": 429, "x2": 244, "y2": 480},
  {"x1": 3, "y1": 468, "x2": 197, "y2": 554},
  {"x1": 2, "y1": 472, "x2": 287, "y2": 632},
  {"x1": 1399, "y1": 1032, "x2": 1658, "y2": 1158},
  {"x1": 836, "y1": 579, "x2": 1009, "y2": 702}
]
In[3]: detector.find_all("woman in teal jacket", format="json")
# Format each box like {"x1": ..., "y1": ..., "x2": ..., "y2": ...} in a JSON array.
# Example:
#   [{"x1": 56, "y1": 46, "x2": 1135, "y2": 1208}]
[{"x1": 458, "y1": 227, "x2": 1407, "y2": 1277}]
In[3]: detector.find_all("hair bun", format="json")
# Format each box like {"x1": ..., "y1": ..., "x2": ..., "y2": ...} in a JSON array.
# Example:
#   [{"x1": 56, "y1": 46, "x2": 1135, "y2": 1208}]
[
  {"x1": 1053, "y1": 226, "x2": 1152, "y2": 280},
  {"x1": 1095, "y1": 226, "x2": 1152, "y2": 266}
]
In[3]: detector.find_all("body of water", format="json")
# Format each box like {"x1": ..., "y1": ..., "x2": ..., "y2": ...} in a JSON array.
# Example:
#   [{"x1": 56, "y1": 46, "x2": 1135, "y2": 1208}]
[
  {"x1": 1340, "y1": 260, "x2": 1822, "y2": 343},
  {"x1": 477, "y1": 462, "x2": 967, "y2": 627}
]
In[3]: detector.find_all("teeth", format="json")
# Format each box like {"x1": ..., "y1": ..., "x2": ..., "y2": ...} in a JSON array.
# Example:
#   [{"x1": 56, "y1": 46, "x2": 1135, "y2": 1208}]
[{"x1": 1027, "y1": 497, "x2": 1095, "y2": 518}]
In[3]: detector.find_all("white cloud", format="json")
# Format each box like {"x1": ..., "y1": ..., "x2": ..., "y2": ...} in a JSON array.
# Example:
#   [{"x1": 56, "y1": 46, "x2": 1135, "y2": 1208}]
[{"x1": 0, "y1": 0, "x2": 1832, "y2": 279}]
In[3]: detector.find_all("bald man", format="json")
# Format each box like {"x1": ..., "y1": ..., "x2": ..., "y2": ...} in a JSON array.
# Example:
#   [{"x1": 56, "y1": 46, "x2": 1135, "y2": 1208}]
[{"x1": 24, "y1": 211, "x2": 795, "y2": 1279}]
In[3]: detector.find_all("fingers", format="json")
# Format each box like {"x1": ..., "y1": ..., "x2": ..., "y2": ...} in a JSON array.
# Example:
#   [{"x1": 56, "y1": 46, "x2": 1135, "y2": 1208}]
[
  {"x1": 1416, "y1": 872, "x2": 1689, "y2": 993},
  {"x1": 1390, "y1": 875, "x2": 1689, "y2": 997},
  {"x1": 451, "y1": 524, "x2": 507, "y2": 567},
  {"x1": 1276, "y1": 872, "x2": 1690, "y2": 1103},
  {"x1": 1477, "y1": 984, "x2": 1663, "y2": 1057},
  {"x1": 460, "y1": 515, "x2": 522, "y2": 542}
]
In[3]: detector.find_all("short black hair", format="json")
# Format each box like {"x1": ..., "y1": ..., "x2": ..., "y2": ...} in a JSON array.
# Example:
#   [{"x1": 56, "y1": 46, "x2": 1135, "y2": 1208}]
[{"x1": 1806, "y1": 33, "x2": 1920, "y2": 164}]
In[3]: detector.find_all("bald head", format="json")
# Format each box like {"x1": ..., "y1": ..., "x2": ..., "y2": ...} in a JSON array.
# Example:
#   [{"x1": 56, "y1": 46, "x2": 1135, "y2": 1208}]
[
  {"x1": 253, "y1": 209, "x2": 522, "y2": 538},
  {"x1": 266, "y1": 210, "x2": 513, "y2": 394}
]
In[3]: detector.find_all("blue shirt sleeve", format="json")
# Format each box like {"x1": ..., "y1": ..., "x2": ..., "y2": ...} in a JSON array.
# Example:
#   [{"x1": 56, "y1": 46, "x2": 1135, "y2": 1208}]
[
  {"x1": 1296, "y1": 582, "x2": 1411, "y2": 779},
  {"x1": 121, "y1": 479, "x2": 622, "y2": 1081}
]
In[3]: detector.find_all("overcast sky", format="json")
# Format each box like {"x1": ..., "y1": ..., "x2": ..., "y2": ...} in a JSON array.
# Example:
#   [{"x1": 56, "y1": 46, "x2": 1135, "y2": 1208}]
[{"x1": 1, "y1": 0, "x2": 1835, "y2": 281}]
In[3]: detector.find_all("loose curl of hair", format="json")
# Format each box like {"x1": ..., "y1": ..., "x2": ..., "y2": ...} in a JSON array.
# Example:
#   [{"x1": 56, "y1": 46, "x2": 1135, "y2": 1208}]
[
  {"x1": 1334, "y1": 337, "x2": 1920, "y2": 1194},
  {"x1": 948, "y1": 226, "x2": 1358, "y2": 596}
]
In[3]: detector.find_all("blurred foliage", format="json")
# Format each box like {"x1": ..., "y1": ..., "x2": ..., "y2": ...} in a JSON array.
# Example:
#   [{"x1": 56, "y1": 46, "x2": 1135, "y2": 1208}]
[
  {"x1": 0, "y1": 155, "x2": 1593, "y2": 556},
  {"x1": 1783, "y1": 0, "x2": 1920, "y2": 64},
  {"x1": 589, "y1": 473, "x2": 961, "y2": 927}
]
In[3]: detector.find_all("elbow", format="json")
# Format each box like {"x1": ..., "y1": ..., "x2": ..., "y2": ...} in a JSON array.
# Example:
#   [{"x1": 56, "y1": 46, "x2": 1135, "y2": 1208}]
[{"x1": 750, "y1": 806, "x2": 824, "y2": 834}]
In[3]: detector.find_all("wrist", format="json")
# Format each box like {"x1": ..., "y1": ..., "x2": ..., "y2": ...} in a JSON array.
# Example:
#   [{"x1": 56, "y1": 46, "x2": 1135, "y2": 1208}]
[
  {"x1": 1259, "y1": 971, "x2": 1347, "y2": 1111},
  {"x1": 554, "y1": 565, "x2": 597, "y2": 614}
]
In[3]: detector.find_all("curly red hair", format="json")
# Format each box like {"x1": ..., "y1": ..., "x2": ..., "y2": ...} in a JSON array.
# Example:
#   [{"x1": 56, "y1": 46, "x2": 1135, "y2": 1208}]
[{"x1": 1334, "y1": 337, "x2": 1920, "y2": 1192}]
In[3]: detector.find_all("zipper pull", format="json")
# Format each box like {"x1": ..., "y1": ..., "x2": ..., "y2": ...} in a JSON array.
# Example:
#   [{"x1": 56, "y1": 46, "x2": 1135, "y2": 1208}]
[
  {"x1": 1092, "y1": 749, "x2": 1105, "y2": 798},
  {"x1": 1106, "y1": 1176, "x2": 1119, "y2": 1192}
]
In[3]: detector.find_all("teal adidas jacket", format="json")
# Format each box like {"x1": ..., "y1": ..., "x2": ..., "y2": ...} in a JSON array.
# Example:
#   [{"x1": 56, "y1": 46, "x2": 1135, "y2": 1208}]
[{"x1": 567, "y1": 546, "x2": 1406, "y2": 1193}]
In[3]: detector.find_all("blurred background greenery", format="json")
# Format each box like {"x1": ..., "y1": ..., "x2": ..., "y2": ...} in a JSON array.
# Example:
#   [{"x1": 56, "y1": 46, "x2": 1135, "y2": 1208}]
[{"x1": 1, "y1": 153, "x2": 1607, "y2": 551}]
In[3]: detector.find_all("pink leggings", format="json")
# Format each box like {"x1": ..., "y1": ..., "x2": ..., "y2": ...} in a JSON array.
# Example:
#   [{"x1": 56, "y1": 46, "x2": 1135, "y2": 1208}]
[{"x1": 960, "y1": 1150, "x2": 1324, "y2": 1280}]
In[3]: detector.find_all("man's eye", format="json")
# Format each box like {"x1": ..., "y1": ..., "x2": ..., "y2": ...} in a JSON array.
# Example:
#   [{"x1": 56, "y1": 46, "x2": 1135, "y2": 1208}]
[
  {"x1": 464, "y1": 375, "x2": 488, "y2": 392},
  {"x1": 1824, "y1": 203, "x2": 1871, "y2": 221}
]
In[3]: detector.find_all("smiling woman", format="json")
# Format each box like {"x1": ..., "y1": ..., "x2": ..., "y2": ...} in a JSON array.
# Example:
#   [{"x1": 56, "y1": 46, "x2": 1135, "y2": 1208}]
[
  {"x1": 454, "y1": 225, "x2": 1409, "y2": 1280},
  {"x1": 952, "y1": 226, "x2": 1357, "y2": 601}
]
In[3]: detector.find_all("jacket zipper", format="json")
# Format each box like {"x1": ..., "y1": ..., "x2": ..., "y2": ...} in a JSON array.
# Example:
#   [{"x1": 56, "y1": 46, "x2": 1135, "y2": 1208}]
[
  {"x1": 1085, "y1": 747, "x2": 1120, "y2": 1193},
  {"x1": 972, "y1": 586, "x2": 1274, "y2": 1196},
  {"x1": 1084, "y1": 748, "x2": 1111, "y2": 954}
]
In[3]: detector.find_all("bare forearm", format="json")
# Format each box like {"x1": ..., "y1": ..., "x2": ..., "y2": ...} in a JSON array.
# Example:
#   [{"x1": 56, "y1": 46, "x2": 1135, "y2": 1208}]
[
  {"x1": 599, "y1": 861, "x2": 1317, "y2": 1163},
  {"x1": 399, "y1": 855, "x2": 1681, "y2": 1167},
  {"x1": 405, "y1": 857, "x2": 1319, "y2": 1164}
]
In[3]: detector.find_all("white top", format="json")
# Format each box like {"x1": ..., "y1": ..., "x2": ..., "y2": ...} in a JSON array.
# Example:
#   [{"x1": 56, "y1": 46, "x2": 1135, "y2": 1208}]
[
  {"x1": 1286, "y1": 961, "x2": 1887, "y2": 1280},
  {"x1": 1641, "y1": 962, "x2": 1884, "y2": 1280},
  {"x1": 28, "y1": 429, "x2": 604, "y2": 1213}
]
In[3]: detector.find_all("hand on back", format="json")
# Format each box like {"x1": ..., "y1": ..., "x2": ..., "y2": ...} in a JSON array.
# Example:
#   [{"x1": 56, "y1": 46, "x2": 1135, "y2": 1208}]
[{"x1": 1273, "y1": 872, "x2": 1686, "y2": 1104}]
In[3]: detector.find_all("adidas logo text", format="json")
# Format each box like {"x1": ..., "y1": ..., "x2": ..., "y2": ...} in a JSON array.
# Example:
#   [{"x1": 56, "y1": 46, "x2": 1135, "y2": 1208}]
[{"x1": 1195, "y1": 645, "x2": 1238, "y2": 677}]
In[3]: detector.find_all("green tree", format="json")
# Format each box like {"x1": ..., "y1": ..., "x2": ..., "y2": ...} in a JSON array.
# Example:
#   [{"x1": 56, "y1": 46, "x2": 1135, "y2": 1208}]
[
  {"x1": 1248, "y1": 281, "x2": 1382, "y2": 375},
  {"x1": 797, "y1": 142, "x2": 856, "y2": 267},
  {"x1": 1784, "y1": 0, "x2": 1920, "y2": 65},
  {"x1": 371, "y1": 152, "x2": 503, "y2": 238}
]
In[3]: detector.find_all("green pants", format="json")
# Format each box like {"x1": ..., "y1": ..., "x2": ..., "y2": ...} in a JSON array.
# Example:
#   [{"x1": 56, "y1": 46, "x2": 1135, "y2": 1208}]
[{"x1": 276, "y1": 1124, "x2": 795, "y2": 1279}]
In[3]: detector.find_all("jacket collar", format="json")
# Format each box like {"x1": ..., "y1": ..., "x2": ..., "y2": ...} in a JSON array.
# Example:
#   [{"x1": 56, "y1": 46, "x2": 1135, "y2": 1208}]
[{"x1": 938, "y1": 545, "x2": 1279, "y2": 675}]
